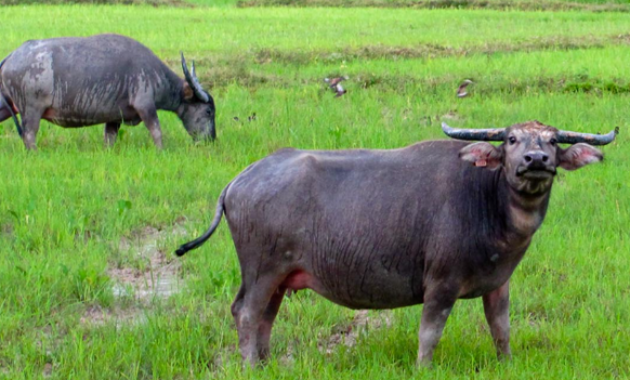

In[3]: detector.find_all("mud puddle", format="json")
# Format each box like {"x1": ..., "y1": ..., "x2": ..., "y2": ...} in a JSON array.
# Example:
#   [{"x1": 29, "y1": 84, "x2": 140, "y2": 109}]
[
  {"x1": 81, "y1": 223, "x2": 190, "y2": 326},
  {"x1": 110, "y1": 224, "x2": 188, "y2": 302},
  {"x1": 320, "y1": 309, "x2": 393, "y2": 354}
]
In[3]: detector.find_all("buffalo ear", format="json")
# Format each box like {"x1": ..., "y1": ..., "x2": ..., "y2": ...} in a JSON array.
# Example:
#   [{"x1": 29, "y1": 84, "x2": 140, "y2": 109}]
[
  {"x1": 558, "y1": 143, "x2": 603, "y2": 171},
  {"x1": 459, "y1": 142, "x2": 503, "y2": 169},
  {"x1": 182, "y1": 82, "x2": 195, "y2": 101}
]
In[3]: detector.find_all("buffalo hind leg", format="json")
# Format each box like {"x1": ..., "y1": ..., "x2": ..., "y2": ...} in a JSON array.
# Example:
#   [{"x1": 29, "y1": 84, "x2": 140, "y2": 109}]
[
  {"x1": 0, "y1": 106, "x2": 13, "y2": 123},
  {"x1": 0, "y1": 98, "x2": 20, "y2": 135},
  {"x1": 134, "y1": 104, "x2": 163, "y2": 149},
  {"x1": 231, "y1": 276, "x2": 280, "y2": 367},
  {"x1": 257, "y1": 287, "x2": 286, "y2": 361},
  {"x1": 104, "y1": 122, "x2": 121, "y2": 147},
  {"x1": 482, "y1": 281, "x2": 511, "y2": 360},
  {"x1": 417, "y1": 287, "x2": 458, "y2": 367}
]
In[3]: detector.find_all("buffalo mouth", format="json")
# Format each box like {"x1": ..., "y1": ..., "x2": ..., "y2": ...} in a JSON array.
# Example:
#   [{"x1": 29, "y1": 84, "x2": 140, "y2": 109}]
[{"x1": 516, "y1": 167, "x2": 556, "y2": 180}]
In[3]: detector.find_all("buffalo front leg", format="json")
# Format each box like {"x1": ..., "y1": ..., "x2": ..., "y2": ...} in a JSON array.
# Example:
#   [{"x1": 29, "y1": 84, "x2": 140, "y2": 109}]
[
  {"x1": 104, "y1": 122, "x2": 121, "y2": 147},
  {"x1": 21, "y1": 112, "x2": 42, "y2": 150},
  {"x1": 135, "y1": 105, "x2": 163, "y2": 149},
  {"x1": 417, "y1": 288, "x2": 458, "y2": 367},
  {"x1": 482, "y1": 281, "x2": 511, "y2": 360}
]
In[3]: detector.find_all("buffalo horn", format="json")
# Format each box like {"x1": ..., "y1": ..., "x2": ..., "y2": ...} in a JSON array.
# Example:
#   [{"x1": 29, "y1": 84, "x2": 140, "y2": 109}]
[
  {"x1": 556, "y1": 127, "x2": 619, "y2": 146},
  {"x1": 181, "y1": 52, "x2": 210, "y2": 103},
  {"x1": 441, "y1": 122, "x2": 506, "y2": 141}
]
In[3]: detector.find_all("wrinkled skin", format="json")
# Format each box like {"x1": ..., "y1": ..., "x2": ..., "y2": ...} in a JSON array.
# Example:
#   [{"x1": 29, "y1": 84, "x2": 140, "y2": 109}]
[
  {"x1": 176, "y1": 121, "x2": 609, "y2": 367},
  {"x1": 0, "y1": 34, "x2": 216, "y2": 149}
]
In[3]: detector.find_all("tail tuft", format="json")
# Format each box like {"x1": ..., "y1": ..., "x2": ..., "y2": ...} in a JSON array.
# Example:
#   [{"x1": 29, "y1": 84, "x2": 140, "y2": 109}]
[{"x1": 175, "y1": 246, "x2": 189, "y2": 256}]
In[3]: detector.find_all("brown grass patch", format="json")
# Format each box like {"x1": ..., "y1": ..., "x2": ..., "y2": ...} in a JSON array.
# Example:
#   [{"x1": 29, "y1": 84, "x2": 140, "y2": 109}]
[
  {"x1": 238, "y1": 0, "x2": 630, "y2": 13},
  {"x1": 80, "y1": 304, "x2": 147, "y2": 326},
  {"x1": 166, "y1": 35, "x2": 615, "y2": 78},
  {"x1": 319, "y1": 310, "x2": 393, "y2": 354},
  {"x1": 253, "y1": 37, "x2": 608, "y2": 66},
  {"x1": 163, "y1": 36, "x2": 630, "y2": 94}
]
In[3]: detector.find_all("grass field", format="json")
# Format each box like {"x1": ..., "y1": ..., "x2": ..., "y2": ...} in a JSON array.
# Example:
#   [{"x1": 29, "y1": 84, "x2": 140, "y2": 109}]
[{"x1": 0, "y1": 2, "x2": 629, "y2": 379}]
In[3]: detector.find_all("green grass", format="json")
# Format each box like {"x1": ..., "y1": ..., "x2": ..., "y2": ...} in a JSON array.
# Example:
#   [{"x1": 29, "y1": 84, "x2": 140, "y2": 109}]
[{"x1": 1, "y1": 5, "x2": 629, "y2": 380}]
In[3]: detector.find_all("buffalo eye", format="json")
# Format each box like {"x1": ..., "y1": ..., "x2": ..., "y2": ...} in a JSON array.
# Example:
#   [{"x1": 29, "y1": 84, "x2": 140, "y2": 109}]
[
  {"x1": 550, "y1": 138, "x2": 557, "y2": 146},
  {"x1": 508, "y1": 136, "x2": 516, "y2": 145},
  {"x1": 206, "y1": 108, "x2": 213, "y2": 115}
]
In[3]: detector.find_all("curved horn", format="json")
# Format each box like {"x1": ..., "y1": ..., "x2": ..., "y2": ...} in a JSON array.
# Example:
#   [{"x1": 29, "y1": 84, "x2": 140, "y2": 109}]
[
  {"x1": 556, "y1": 127, "x2": 619, "y2": 146},
  {"x1": 441, "y1": 122, "x2": 506, "y2": 141},
  {"x1": 191, "y1": 60, "x2": 198, "y2": 80},
  {"x1": 181, "y1": 52, "x2": 210, "y2": 103}
]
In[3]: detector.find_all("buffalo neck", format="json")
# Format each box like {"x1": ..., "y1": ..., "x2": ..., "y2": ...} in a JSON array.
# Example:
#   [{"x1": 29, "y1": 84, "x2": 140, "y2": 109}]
[
  {"x1": 155, "y1": 68, "x2": 185, "y2": 112},
  {"x1": 498, "y1": 169, "x2": 552, "y2": 243}
]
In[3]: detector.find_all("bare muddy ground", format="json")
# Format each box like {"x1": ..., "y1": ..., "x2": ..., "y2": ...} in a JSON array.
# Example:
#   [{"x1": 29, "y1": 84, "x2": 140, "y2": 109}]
[
  {"x1": 319, "y1": 310, "x2": 393, "y2": 354},
  {"x1": 111, "y1": 224, "x2": 187, "y2": 302},
  {"x1": 80, "y1": 304, "x2": 147, "y2": 327},
  {"x1": 81, "y1": 224, "x2": 189, "y2": 325}
]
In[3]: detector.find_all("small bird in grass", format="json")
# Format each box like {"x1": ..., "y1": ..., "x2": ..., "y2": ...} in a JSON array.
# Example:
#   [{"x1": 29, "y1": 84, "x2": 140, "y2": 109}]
[
  {"x1": 333, "y1": 83, "x2": 347, "y2": 97},
  {"x1": 324, "y1": 76, "x2": 348, "y2": 87},
  {"x1": 457, "y1": 79, "x2": 474, "y2": 98},
  {"x1": 324, "y1": 76, "x2": 349, "y2": 97},
  {"x1": 233, "y1": 113, "x2": 257, "y2": 123}
]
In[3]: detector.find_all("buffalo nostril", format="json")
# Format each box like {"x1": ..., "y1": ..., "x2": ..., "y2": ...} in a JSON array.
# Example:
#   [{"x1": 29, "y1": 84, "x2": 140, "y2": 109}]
[
  {"x1": 524, "y1": 155, "x2": 532, "y2": 163},
  {"x1": 542, "y1": 155, "x2": 549, "y2": 163}
]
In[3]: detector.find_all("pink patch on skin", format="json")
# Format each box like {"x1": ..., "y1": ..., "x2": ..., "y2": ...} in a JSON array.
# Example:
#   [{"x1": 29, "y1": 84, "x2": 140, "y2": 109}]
[
  {"x1": 281, "y1": 270, "x2": 314, "y2": 291},
  {"x1": 476, "y1": 159, "x2": 487, "y2": 167},
  {"x1": 42, "y1": 108, "x2": 56, "y2": 120},
  {"x1": 559, "y1": 143, "x2": 603, "y2": 171},
  {"x1": 577, "y1": 150, "x2": 600, "y2": 164}
]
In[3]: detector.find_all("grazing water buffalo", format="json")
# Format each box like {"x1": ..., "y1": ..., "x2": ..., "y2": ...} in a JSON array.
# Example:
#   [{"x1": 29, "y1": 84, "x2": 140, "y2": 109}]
[
  {"x1": 0, "y1": 34, "x2": 215, "y2": 149},
  {"x1": 176, "y1": 121, "x2": 617, "y2": 366}
]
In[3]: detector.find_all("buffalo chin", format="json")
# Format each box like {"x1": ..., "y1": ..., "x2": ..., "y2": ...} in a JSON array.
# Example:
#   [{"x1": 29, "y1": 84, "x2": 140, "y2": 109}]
[
  {"x1": 520, "y1": 170, "x2": 555, "y2": 180},
  {"x1": 514, "y1": 174, "x2": 554, "y2": 195}
]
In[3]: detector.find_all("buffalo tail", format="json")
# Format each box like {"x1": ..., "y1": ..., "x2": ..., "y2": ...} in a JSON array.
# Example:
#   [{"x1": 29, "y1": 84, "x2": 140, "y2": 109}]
[
  {"x1": 175, "y1": 184, "x2": 230, "y2": 256},
  {"x1": 0, "y1": 54, "x2": 23, "y2": 137}
]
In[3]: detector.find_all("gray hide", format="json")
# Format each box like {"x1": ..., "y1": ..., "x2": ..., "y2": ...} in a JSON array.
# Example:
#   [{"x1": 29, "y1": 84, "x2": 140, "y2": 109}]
[
  {"x1": 176, "y1": 121, "x2": 617, "y2": 367},
  {"x1": 0, "y1": 34, "x2": 216, "y2": 149}
]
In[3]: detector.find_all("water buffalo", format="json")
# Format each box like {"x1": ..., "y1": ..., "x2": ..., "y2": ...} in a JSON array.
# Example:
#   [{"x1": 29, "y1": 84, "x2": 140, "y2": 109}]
[
  {"x1": 0, "y1": 34, "x2": 215, "y2": 149},
  {"x1": 176, "y1": 121, "x2": 617, "y2": 367}
]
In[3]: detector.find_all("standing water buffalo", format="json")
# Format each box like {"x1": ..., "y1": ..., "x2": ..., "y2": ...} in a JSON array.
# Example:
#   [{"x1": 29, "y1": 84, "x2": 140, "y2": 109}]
[
  {"x1": 176, "y1": 121, "x2": 617, "y2": 367},
  {"x1": 0, "y1": 34, "x2": 215, "y2": 149}
]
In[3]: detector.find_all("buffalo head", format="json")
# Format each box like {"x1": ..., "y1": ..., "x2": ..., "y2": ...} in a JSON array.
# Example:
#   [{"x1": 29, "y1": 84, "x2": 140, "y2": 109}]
[
  {"x1": 442, "y1": 121, "x2": 618, "y2": 195},
  {"x1": 177, "y1": 53, "x2": 216, "y2": 141}
]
